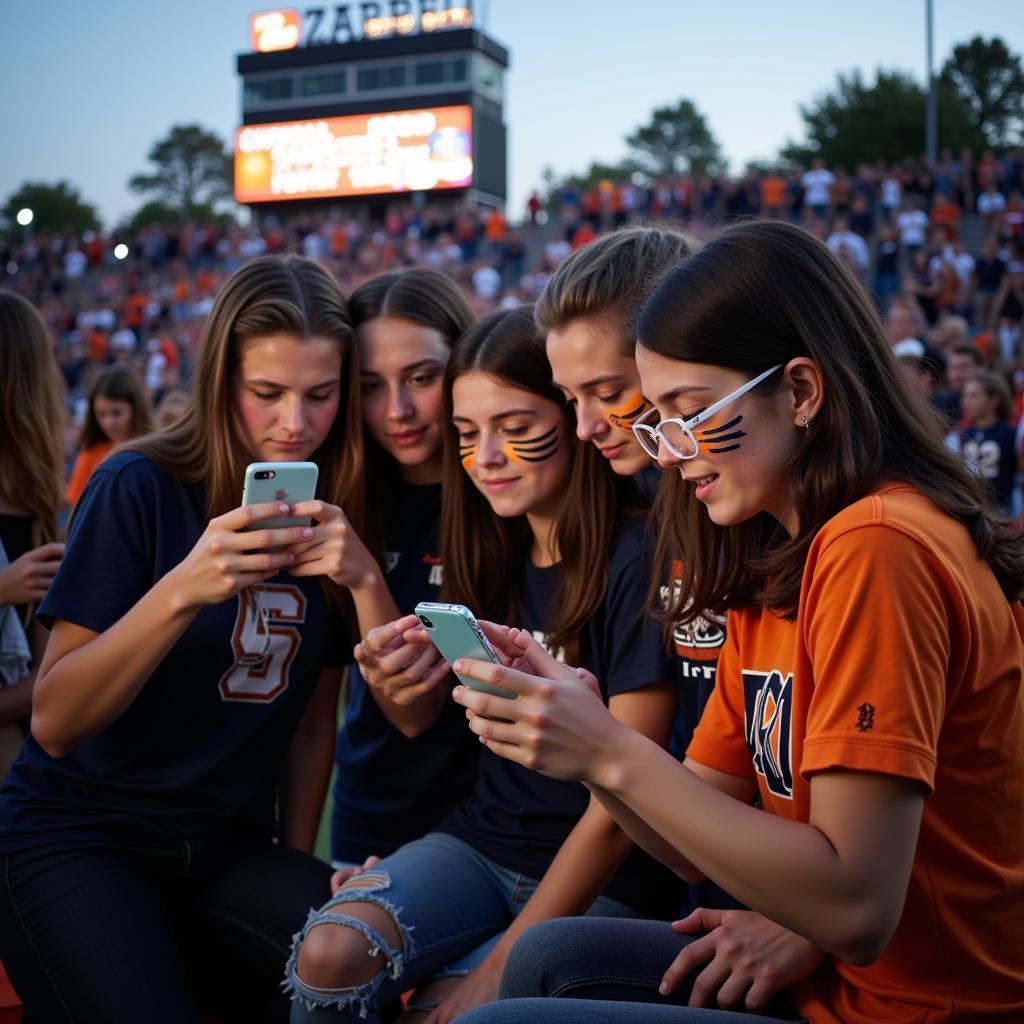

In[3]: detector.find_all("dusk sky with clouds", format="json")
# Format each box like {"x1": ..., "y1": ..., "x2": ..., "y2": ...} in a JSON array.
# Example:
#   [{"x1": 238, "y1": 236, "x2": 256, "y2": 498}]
[{"x1": 2, "y1": 0, "x2": 1021, "y2": 226}]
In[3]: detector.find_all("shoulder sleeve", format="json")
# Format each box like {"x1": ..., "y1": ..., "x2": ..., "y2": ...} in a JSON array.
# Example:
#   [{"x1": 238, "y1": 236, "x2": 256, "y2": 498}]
[
  {"x1": 598, "y1": 525, "x2": 672, "y2": 697},
  {"x1": 800, "y1": 524, "x2": 952, "y2": 794},
  {"x1": 686, "y1": 617, "x2": 756, "y2": 779},
  {"x1": 38, "y1": 456, "x2": 159, "y2": 634}
]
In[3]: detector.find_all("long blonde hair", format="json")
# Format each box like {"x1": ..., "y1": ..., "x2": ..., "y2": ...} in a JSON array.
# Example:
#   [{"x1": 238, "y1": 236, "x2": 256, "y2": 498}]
[
  {"x1": 0, "y1": 291, "x2": 64, "y2": 547},
  {"x1": 126, "y1": 255, "x2": 364, "y2": 624}
]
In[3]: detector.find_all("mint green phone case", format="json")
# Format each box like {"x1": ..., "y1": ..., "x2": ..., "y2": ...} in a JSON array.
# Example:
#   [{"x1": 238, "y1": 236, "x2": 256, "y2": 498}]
[
  {"x1": 241, "y1": 462, "x2": 318, "y2": 530},
  {"x1": 415, "y1": 602, "x2": 516, "y2": 699}
]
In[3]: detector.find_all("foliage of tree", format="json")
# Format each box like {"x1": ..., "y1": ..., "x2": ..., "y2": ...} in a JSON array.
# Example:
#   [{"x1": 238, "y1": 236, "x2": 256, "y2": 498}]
[
  {"x1": 1, "y1": 181, "x2": 101, "y2": 236},
  {"x1": 563, "y1": 159, "x2": 641, "y2": 194},
  {"x1": 129, "y1": 124, "x2": 233, "y2": 221},
  {"x1": 941, "y1": 36, "x2": 1024, "y2": 147},
  {"x1": 626, "y1": 99, "x2": 724, "y2": 177},
  {"x1": 781, "y1": 69, "x2": 984, "y2": 168}
]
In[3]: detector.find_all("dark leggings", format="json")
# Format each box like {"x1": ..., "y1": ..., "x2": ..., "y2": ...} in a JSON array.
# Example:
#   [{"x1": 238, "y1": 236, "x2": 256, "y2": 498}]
[{"x1": 0, "y1": 836, "x2": 332, "y2": 1023}]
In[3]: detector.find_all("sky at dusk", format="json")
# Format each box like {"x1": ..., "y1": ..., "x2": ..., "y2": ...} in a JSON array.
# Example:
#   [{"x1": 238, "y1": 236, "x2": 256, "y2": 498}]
[{"x1": 1, "y1": 0, "x2": 1021, "y2": 227}]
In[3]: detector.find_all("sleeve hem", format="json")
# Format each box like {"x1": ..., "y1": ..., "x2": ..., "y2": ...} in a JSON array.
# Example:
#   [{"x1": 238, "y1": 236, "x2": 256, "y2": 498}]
[
  {"x1": 33, "y1": 599, "x2": 123, "y2": 637},
  {"x1": 801, "y1": 734, "x2": 936, "y2": 794},
  {"x1": 686, "y1": 733, "x2": 755, "y2": 778}
]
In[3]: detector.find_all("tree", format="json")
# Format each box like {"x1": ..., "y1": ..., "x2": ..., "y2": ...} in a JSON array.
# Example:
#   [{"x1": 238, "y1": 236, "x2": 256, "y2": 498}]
[
  {"x1": 1, "y1": 181, "x2": 101, "y2": 236},
  {"x1": 782, "y1": 68, "x2": 984, "y2": 168},
  {"x1": 941, "y1": 36, "x2": 1024, "y2": 147},
  {"x1": 564, "y1": 159, "x2": 641, "y2": 193},
  {"x1": 626, "y1": 100, "x2": 724, "y2": 178},
  {"x1": 129, "y1": 124, "x2": 233, "y2": 221}
]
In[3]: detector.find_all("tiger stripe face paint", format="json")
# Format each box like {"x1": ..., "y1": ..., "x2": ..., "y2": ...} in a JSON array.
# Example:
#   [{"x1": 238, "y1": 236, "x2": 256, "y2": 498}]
[
  {"x1": 505, "y1": 424, "x2": 559, "y2": 463},
  {"x1": 459, "y1": 443, "x2": 476, "y2": 469},
  {"x1": 696, "y1": 414, "x2": 747, "y2": 455},
  {"x1": 605, "y1": 391, "x2": 652, "y2": 432}
]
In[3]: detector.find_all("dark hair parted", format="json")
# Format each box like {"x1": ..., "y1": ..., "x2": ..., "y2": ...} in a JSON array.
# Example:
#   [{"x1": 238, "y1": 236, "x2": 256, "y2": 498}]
[
  {"x1": 349, "y1": 267, "x2": 475, "y2": 558},
  {"x1": 439, "y1": 305, "x2": 647, "y2": 665},
  {"x1": 78, "y1": 365, "x2": 152, "y2": 451},
  {"x1": 968, "y1": 370, "x2": 1014, "y2": 424},
  {"x1": 535, "y1": 226, "x2": 698, "y2": 352},
  {"x1": 639, "y1": 220, "x2": 1024, "y2": 626}
]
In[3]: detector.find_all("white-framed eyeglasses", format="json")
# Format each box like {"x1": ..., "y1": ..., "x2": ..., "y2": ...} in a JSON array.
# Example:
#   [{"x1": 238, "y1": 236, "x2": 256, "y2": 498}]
[{"x1": 632, "y1": 364, "x2": 784, "y2": 460}]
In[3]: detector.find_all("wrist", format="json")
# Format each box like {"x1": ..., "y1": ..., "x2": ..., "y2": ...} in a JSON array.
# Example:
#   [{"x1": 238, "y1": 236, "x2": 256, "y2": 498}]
[
  {"x1": 592, "y1": 717, "x2": 642, "y2": 793},
  {"x1": 158, "y1": 566, "x2": 202, "y2": 617}
]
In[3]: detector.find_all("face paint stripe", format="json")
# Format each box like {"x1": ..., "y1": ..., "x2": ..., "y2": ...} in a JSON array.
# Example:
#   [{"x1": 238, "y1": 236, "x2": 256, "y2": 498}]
[
  {"x1": 509, "y1": 437, "x2": 560, "y2": 453},
  {"x1": 508, "y1": 424, "x2": 557, "y2": 446},
  {"x1": 706, "y1": 444, "x2": 741, "y2": 454},
  {"x1": 515, "y1": 452, "x2": 559, "y2": 462},
  {"x1": 697, "y1": 415, "x2": 743, "y2": 437},
  {"x1": 700, "y1": 430, "x2": 746, "y2": 443}
]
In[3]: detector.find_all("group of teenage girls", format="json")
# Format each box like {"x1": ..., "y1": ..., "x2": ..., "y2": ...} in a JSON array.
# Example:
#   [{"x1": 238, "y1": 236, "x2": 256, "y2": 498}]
[{"x1": 0, "y1": 219, "x2": 1020, "y2": 1024}]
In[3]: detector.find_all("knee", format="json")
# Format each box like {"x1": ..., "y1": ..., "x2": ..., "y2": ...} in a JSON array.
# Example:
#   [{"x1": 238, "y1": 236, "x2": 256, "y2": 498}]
[
  {"x1": 500, "y1": 919, "x2": 576, "y2": 999},
  {"x1": 296, "y1": 921, "x2": 377, "y2": 991}
]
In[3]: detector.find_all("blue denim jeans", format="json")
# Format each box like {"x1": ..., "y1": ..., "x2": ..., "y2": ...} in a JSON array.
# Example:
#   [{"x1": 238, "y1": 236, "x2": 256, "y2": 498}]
[
  {"x1": 286, "y1": 833, "x2": 643, "y2": 1022},
  {"x1": 452, "y1": 917, "x2": 803, "y2": 1023}
]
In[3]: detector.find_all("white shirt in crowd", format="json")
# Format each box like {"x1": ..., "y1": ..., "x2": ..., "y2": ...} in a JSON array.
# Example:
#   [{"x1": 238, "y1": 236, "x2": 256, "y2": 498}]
[
  {"x1": 978, "y1": 191, "x2": 1007, "y2": 216},
  {"x1": 826, "y1": 230, "x2": 869, "y2": 270},
  {"x1": 801, "y1": 168, "x2": 836, "y2": 207},
  {"x1": 896, "y1": 209, "x2": 929, "y2": 247}
]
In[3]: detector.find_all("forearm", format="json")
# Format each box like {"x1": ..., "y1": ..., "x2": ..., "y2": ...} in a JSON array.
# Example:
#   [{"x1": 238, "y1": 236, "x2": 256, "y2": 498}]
[
  {"x1": 596, "y1": 729, "x2": 890, "y2": 960},
  {"x1": 31, "y1": 572, "x2": 198, "y2": 757},
  {"x1": 0, "y1": 678, "x2": 33, "y2": 724},
  {"x1": 586, "y1": 781, "x2": 705, "y2": 883}
]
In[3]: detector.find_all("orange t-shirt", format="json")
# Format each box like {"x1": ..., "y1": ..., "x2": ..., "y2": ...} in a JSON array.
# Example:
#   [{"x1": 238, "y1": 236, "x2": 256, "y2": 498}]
[
  {"x1": 688, "y1": 484, "x2": 1024, "y2": 1023},
  {"x1": 760, "y1": 175, "x2": 786, "y2": 207},
  {"x1": 65, "y1": 441, "x2": 112, "y2": 506}
]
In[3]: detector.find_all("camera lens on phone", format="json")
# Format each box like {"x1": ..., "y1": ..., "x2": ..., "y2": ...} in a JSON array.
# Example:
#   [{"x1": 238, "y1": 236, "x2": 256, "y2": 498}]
[{"x1": 418, "y1": 614, "x2": 434, "y2": 629}]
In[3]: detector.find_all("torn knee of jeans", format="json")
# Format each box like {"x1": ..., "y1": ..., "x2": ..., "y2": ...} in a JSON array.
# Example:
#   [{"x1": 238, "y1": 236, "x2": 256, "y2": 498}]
[
  {"x1": 336, "y1": 870, "x2": 392, "y2": 895},
  {"x1": 282, "y1": 881, "x2": 417, "y2": 1014}
]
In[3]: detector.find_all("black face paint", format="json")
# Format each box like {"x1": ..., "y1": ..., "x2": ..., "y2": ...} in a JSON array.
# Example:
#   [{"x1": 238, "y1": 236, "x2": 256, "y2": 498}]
[
  {"x1": 507, "y1": 424, "x2": 559, "y2": 463},
  {"x1": 696, "y1": 414, "x2": 746, "y2": 454},
  {"x1": 606, "y1": 391, "x2": 651, "y2": 431},
  {"x1": 459, "y1": 444, "x2": 477, "y2": 469}
]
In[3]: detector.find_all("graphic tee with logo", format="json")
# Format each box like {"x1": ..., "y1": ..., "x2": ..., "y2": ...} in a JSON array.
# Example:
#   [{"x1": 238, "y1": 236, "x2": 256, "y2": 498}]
[{"x1": 688, "y1": 484, "x2": 1024, "y2": 1023}]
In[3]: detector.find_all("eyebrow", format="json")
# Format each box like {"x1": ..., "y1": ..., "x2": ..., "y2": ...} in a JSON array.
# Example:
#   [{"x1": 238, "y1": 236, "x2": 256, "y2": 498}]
[
  {"x1": 246, "y1": 377, "x2": 338, "y2": 390},
  {"x1": 657, "y1": 384, "x2": 712, "y2": 404},
  {"x1": 360, "y1": 359, "x2": 444, "y2": 377},
  {"x1": 452, "y1": 408, "x2": 538, "y2": 423},
  {"x1": 552, "y1": 373, "x2": 626, "y2": 391}
]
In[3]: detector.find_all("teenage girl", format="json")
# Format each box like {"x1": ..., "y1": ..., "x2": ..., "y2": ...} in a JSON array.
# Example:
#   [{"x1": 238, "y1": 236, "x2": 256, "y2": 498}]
[
  {"x1": 285, "y1": 307, "x2": 678, "y2": 1023},
  {"x1": 65, "y1": 364, "x2": 153, "y2": 505},
  {"x1": 959, "y1": 369, "x2": 1020, "y2": 515},
  {"x1": 0, "y1": 292, "x2": 65, "y2": 777},
  {"x1": 328, "y1": 267, "x2": 481, "y2": 868},
  {"x1": 0, "y1": 255, "x2": 366, "y2": 1023},
  {"x1": 453, "y1": 221, "x2": 1024, "y2": 1024}
]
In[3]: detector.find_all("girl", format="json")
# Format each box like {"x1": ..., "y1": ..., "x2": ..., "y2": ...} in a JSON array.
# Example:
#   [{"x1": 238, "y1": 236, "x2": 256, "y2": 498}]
[
  {"x1": 959, "y1": 369, "x2": 1020, "y2": 516},
  {"x1": 65, "y1": 363, "x2": 153, "y2": 505},
  {"x1": 328, "y1": 268, "x2": 481, "y2": 868},
  {"x1": 0, "y1": 292, "x2": 65, "y2": 777},
  {"x1": 0, "y1": 255, "x2": 365, "y2": 1024},
  {"x1": 285, "y1": 307, "x2": 678, "y2": 1023},
  {"x1": 453, "y1": 221, "x2": 1024, "y2": 1023}
]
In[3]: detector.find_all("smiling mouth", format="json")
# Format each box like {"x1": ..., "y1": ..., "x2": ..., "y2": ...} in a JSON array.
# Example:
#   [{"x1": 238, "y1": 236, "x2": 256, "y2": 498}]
[{"x1": 389, "y1": 428, "x2": 427, "y2": 444}]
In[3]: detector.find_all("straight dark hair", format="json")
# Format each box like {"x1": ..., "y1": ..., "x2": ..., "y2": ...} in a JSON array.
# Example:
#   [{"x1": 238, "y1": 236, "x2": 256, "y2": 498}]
[
  {"x1": 639, "y1": 220, "x2": 1024, "y2": 625},
  {"x1": 439, "y1": 306, "x2": 646, "y2": 664},
  {"x1": 349, "y1": 267, "x2": 475, "y2": 559},
  {"x1": 78, "y1": 365, "x2": 152, "y2": 451}
]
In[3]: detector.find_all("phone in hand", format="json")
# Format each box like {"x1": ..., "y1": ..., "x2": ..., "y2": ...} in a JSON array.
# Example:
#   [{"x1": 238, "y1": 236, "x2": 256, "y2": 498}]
[
  {"x1": 415, "y1": 602, "x2": 516, "y2": 699},
  {"x1": 241, "y1": 462, "x2": 319, "y2": 530}
]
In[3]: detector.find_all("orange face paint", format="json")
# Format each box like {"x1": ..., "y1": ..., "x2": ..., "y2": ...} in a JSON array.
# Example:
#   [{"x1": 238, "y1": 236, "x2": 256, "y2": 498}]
[
  {"x1": 505, "y1": 424, "x2": 559, "y2": 464},
  {"x1": 605, "y1": 391, "x2": 651, "y2": 432}
]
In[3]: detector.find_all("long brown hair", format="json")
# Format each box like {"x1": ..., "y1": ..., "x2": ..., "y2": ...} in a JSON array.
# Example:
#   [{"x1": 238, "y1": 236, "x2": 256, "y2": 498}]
[
  {"x1": 439, "y1": 306, "x2": 646, "y2": 664},
  {"x1": 78, "y1": 365, "x2": 152, "y2": 450},
  {"x1": 348, "y1": 267, "x2": 475, "y2": 558},
  {"x1": 638, "y1": 220, "x2": 1024, "y2": 625},
  {"x1": 0, "y1": 291, "x2": 64, "y2": 548},
  {"x1": 126, "y1": 255, "x2": 364, "y2": 624}
]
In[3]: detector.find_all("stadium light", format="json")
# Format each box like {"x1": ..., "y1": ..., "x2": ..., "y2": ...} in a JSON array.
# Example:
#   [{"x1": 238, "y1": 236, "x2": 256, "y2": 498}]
[
  {"x1": 113, "y1": 243, "x2": 129, "y2": 260},
  {"x1": 16, "y1": 208, "x2": 33, "y2": 227}
]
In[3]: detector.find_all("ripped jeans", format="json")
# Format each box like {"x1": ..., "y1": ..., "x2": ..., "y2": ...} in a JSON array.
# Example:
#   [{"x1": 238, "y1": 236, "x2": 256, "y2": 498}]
[{"x1": 285, "y1": 832, "x2": 643, "y2": 1022}]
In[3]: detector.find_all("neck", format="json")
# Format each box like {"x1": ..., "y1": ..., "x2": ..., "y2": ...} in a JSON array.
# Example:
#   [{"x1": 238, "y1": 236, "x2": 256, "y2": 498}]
[
  {"x1": 973, "y1": 412, "x2": 998, "y2": 430},
  {"x1": 526, "y1": 510, "x2": 559, "y2": 567},
  {"x1": 399, "y1": 452, "x2": 443, "y2": 486}
]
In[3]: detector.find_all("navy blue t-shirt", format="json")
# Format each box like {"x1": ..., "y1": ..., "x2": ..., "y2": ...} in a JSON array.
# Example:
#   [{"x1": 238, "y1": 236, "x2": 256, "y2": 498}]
[
  {"x1": 331, "y1": 481, "x2": 480, "y2": 863},
  {"x1": 960, "y1": 422, "x2": 1018, "y2": 514},
  {"x1": 0, "y1": 453, "x2": 343, "y2": 851},
  {"x1": 439, "y1": 521, "x2": 683, "y2": 916}
]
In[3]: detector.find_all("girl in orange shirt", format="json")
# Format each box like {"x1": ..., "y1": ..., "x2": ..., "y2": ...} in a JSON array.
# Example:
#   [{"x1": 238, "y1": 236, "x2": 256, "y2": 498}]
[
  {"x1": 452, "y1": 220, "x2": 1024, "y2": 1024},
  {"x1": 66, "y1": 367, "x2": 152, "y2": 506}
]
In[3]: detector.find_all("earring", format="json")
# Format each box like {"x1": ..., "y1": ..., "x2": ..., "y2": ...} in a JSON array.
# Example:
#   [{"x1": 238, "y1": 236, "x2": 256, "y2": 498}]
[{"x1": 800, "y1": 415, "x2": 812, "y2": 429}]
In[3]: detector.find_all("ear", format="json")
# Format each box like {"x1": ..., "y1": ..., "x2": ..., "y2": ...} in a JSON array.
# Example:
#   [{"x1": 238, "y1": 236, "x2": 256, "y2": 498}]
[{"x1": 784, "y1": 357, "x2": 824, "y2": 428}]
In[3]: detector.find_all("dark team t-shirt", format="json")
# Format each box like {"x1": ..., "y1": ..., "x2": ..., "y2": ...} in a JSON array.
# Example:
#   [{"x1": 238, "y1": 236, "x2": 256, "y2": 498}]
[
  {"x1": 331, "y1": 481, "x2": 480, "y2": 863},
  {"x1": 439, "y1": 521, "x2": 683, "y2": 916},
  {"x1": 960, "y1": 422, "x2": 1018, "y2": 514},
  {"x1": 0, "y1": 453, "x2": 343, "y2": 851}
]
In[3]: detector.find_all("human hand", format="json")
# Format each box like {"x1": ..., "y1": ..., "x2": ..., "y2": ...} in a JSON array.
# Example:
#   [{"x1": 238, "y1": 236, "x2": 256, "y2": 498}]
[
  {"x1": 0, "y1": 542, "x2": 65, "y2": 606},
  {"x1": 285, "y1": 500, "x2": 377, "y2": 590},
  {"x1": 168, "y1": 502, "x2": 309, "y2": 610},
  {"x1": 329, "y1": 855, "x2": 382, "y2": 895},
  {"x1": 354, "y1": 615, "x2": 451, "y2": 705},
  {"x1": 451, "y1": 628, "x2": 618, "y2": 781},
  {"x1": 660, "y1": 908, "x2": 825, "y2": 1012},
  {"x1": 423, "y1": 953, "x2": 504, "y2": 1024}
]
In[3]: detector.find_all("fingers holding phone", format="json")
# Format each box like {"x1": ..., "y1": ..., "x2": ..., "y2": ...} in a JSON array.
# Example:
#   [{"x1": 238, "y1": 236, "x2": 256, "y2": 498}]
[
  {"x1": 284, "y1": 499, "x2": 378, "y2": 590},
  {"x1": 355, "y1": 616, "x2": 450, "y2": 705}
]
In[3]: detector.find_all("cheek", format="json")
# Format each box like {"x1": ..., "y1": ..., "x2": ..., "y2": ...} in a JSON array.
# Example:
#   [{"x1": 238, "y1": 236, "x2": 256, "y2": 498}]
[
  {"x1": 504, "y1": 424, "x2": 560, "y2": 465},
  {"x1": 414, "y1": 385, "x2": 445, "y2": 427},
  {"x1": 605, "y1": 391, "x2": 651, "y2": 432},
  {"x1": 309, "y1": 396, "x2": 342, "y2": 440}
]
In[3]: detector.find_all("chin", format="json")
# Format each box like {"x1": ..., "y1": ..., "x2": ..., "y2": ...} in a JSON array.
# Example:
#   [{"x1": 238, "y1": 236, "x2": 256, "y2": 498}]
[{"x1": 615, "y1": 453, "x2": 653, "y2": 477}]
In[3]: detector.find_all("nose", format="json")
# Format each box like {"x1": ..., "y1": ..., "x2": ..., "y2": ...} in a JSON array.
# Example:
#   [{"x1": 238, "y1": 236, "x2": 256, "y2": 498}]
[
  {"x1": 575, "y1": 404, "x2": 608, "y2": 443},
  {"x1": 387, "y1": 385, "x2": 414, "y2": 422},
  {"x1": 280, "y1": 395, "x2": 305, "y2": 436},
  {"x1": 656, "y1": 438, "x2": 682, "y2": 471},
  {"x1": 477, "y1": 433, "x2": 507, "y2": 468}
]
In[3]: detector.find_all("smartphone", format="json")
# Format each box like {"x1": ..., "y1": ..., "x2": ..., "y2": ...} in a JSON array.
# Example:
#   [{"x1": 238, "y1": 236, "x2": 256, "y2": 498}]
[
  {"x1": 241, "y1": 462, "x2": 319, "y2": 530},
  {"x1": 415, "y1": 602, "x2": 516, "y2": 699}
]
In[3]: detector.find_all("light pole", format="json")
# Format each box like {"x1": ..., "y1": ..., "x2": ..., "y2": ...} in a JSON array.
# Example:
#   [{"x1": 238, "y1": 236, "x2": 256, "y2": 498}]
[
  {"x1": 925, "y1": 0, "x2": 937, "y2": 164},
  {"x1": 15, "y1": 207, "x2": 34, "y2": 243}
]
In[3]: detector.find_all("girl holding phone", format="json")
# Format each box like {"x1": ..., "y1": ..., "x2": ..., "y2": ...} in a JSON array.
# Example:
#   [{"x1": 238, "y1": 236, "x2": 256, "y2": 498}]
[
  {"x1": 0, "y1": 255, "x2": 365, "y2": 1023},
  {"x1": 285, "y1": 307, "x2": 678, "y2": 1023},
  {"x1": 451, "y1": 221, "x2": 1024, "y2": 1023},
  {"x1": 327, "y1": 267, "x2": 482, "y2": 868},
  {"x1": 0, "y1": 291, "x2": 66, "y2": 777}
]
